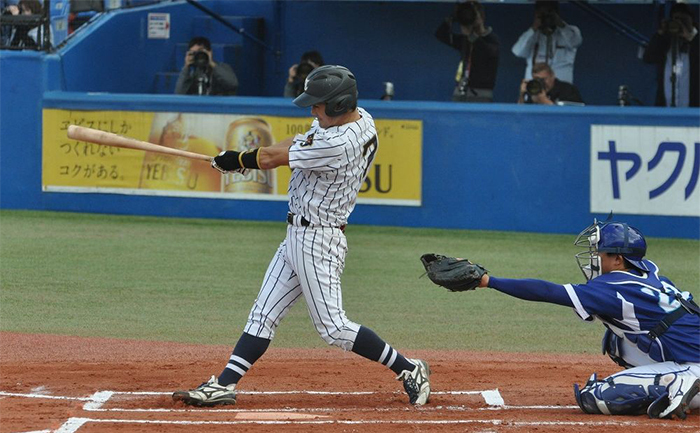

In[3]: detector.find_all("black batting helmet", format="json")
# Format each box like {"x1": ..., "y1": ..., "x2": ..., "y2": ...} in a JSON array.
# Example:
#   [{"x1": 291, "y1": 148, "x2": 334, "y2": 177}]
[{"x1": 293, "y1": 65, "x2": 358, "y2": 117}]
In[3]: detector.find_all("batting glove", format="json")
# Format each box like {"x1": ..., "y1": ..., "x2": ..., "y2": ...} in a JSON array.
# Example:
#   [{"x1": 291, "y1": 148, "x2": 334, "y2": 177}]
[{"x1": 212, "y1": 150, "x2": 241, "y2": 173}]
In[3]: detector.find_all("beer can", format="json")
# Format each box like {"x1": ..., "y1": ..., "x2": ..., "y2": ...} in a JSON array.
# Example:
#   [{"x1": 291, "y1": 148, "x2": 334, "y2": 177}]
[
  {"x1": 223, "y1": 118, "x2": 276, "y2": 194},
  {"x1": 140, "y1": 113, "x2": 220, "y2": 192}
]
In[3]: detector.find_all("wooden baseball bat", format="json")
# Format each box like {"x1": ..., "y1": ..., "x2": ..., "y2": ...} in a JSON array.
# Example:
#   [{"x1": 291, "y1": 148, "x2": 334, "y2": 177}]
[{"x1": 66, "y1": 125, "x2": 213, "y2": 162}]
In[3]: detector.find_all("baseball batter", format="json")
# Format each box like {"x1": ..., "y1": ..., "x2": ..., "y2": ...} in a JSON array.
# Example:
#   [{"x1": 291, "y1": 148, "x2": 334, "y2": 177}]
[
  {"x1": 422, "y1": 218, "x2": 700, "y2": 419},
  {"x1": 173, "y1": 65, "x2": 430, "y2": 407}
]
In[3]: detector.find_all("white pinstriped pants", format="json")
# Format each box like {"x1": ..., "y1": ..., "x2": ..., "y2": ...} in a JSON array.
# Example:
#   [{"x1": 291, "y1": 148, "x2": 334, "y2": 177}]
[{"x1": 244, "y1": 224, "x2": 361, "y2": 350}]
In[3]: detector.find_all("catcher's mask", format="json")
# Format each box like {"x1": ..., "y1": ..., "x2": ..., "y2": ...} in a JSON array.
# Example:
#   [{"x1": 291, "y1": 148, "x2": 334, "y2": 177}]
[
  {"x1": 293, "y1": 65, "x2": 358, "y2": 117},
  {"x1": 574, "y1": 219, "x2": 648, "y2": 281}
]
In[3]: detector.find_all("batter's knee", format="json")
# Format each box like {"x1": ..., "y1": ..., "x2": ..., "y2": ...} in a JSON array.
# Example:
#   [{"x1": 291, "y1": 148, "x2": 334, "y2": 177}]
[
  {"x1": 245, "y1": 316, "x2": 277, "y2": 340},
  {"x1": 316, "y1": 322, "x2": 360, "y2": 351}
]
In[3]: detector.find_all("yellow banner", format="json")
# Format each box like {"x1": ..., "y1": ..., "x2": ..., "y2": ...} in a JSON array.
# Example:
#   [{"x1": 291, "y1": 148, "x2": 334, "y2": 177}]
[{"x1": 42, "y1": 109, "x2": 422, "y2": 205}]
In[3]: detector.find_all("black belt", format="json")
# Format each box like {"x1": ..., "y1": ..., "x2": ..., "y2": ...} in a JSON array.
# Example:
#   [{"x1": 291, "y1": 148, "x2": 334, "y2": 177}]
[{"x1": 287, "y1": 212, "x2": 346, "y2": 232}]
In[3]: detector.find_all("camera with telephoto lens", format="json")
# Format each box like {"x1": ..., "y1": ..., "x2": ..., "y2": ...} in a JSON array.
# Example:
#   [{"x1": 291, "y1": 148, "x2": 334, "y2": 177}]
[
  {"x1": 192, "y1": 50, "x2": 210, "y2": 71},
  {"x1": 539, "y1": 11, "x2": 558, "y2": 36},
  {"x1": 666, "y1": 19, "x2": 683, "y2": 36},
  {"x1": 454, "y1": 2, "x2": 480, "y2": 27},
  {"x1": 526, "y1": 77, "x2": 546, "y2": 96}
]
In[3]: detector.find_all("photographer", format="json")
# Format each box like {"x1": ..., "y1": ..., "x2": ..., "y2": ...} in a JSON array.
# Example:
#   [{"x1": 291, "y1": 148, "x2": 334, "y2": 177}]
[
  {"x1": 284, "y1": 50, "x2": 324, "y2": 98},
  {"x1": 175, "y1": 36, "x2": 238, "y2": 96},
  {"x1": 643, "y1": 3, "x2": 699, "y2": 107},
  {"x1": 435, "y1": 1, "x2": 499, "y2": 102},
  {"x1": 2, "y1": 0, "x2": 45, "y2": 48},
  {"x1": 517, "y1": 62, "x2": 583, "y2": 105},
  {"x1": 511, "y1": 1, "x2": 582, "y2": 84}
]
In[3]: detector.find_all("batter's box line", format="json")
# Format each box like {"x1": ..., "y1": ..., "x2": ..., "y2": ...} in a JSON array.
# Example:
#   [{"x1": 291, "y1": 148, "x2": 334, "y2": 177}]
[
  {"x1": 53, "y1": 416, "x2": 700, "y2": 433},
  {"x1": 83, "y1": 404, "x2": 581, "y2": 414},
  {"x1": 2, "y1": 389, "x2": 579, "y2": 413},
  {"x1": 82, "y1": 389, "x2": 505, "y2": 411}
]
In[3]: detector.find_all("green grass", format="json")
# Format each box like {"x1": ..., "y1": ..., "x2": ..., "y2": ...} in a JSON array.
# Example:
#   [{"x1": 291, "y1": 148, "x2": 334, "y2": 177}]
[{"x1": 1, "y1": 210, "x2": 698, "y2": 354}]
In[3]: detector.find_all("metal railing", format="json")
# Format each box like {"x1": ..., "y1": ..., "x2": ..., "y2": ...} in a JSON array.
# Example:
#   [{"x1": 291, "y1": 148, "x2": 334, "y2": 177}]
[
  {"x1": 572, "y1": 1, "x2": 650, "y2": 47},
  {"x1": 184, "y1": 0, "x2": 277, "y2": 54},
  {"x1": 0, "y1": 8, "x2": 51, "y2": 51}
]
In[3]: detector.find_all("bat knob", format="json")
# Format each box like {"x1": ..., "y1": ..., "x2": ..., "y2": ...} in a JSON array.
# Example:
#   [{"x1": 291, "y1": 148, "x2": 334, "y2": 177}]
[{"x1": 67, "y1": 125, "x2": 79, "y2": 139}]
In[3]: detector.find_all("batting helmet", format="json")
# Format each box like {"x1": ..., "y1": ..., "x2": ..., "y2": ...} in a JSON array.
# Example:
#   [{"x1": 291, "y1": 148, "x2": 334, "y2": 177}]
[{"x1": 293, "y1": 65, "x2": 358, "y2": 117}]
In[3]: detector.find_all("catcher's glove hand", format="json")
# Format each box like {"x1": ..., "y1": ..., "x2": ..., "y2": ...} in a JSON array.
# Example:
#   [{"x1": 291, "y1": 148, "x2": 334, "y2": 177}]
[{"x1": 420, "y1": 253, "x2": 487, "y2": 292}]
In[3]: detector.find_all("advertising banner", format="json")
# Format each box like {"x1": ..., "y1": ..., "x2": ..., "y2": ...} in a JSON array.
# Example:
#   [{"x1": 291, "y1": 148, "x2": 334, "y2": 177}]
[
  {"x1": 42, "y1": 109, "x2": 422, "y2": 206},
  {"x1": 590, "y1": 125, "x2": 700, "y2": 217}
]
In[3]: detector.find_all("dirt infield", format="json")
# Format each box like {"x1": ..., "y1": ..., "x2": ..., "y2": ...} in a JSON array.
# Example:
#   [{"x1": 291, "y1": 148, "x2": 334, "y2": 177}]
[{"x1": 1, "y1": 332, "x2": 697, "y2": 432}]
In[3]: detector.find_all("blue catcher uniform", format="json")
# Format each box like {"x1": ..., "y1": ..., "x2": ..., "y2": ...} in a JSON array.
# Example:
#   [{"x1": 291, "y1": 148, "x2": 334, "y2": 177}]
[
  {"x1": 486, "y1": 220, "x2": 700, "y2": 419},
  {"x1": 566, "y1": 259, "x2": 699, "y2": 365}
]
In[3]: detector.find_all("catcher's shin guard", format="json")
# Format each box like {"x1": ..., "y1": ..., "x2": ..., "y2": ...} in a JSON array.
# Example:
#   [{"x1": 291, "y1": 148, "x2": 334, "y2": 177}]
[{"x1": 574, "y1": 372, "x2": 666, "y2": 415}]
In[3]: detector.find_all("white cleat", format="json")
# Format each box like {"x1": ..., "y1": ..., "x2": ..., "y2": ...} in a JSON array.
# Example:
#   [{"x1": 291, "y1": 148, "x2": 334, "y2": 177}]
[
  {"x1": 397, "y1": 358, "x2": 431, "y2": 406},
  {"x1": 172, "y1": 375, "x2": 237, "y2": 407},
  {"x1": 657, "y1": 377, "x2": 700, "y2": 420}
]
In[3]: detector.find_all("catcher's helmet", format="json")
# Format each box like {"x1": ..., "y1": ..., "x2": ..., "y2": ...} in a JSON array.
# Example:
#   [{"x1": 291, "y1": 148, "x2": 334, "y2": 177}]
[
  {"x1": 293, "y1": 65, "x2": 358, "y2": 117},
  {"x1": 575, "y1": 219, "x2": 648, "y2": 280}
]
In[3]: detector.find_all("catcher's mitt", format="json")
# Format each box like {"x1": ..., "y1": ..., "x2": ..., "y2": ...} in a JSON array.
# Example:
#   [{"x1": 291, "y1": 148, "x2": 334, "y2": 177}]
[{"x1": 420, "y1": 253, "x2": 487, "y2": 292}]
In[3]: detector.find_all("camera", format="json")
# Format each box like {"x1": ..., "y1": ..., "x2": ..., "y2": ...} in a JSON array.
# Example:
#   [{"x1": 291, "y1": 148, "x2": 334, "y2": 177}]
[
  {"x1": 296, "y1": 61, "x2": 315, "y2": 81},
  {"x1": 454, "y1": 2, "x2": 480, "y2": 27},
  {"x1": 618, "y1": 85, "x2": 629, "y2": 106},
  {"x1": 526, "y1": 77, "x2": 546, "y2": 95},
  {"x1": 666, "y1": 19, "x2": 683, "y2": 36},
  {"x1": 290, "y1": 62, "x2": 315, "y2": 97},
  {"x1": 539, "y1": 11, "x2": 558, "y2": 36},
  {"x1": 382, "y1": 81, "x2": 394, "y2": 100},
  {"x1": 192, "y1": 50, "x2": 210, "y2": 70}
]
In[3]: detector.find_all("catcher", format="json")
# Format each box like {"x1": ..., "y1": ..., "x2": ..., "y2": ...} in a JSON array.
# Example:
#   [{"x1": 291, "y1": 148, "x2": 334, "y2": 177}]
[{"x1": 421, "y1": 218, "x2": 700, "y2": 419}]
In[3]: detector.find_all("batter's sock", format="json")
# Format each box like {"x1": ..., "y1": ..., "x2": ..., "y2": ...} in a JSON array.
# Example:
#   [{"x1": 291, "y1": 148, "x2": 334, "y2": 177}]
[
  {"x1": 218, "y1": 332, "x2": 271, "y2": 386},
  {"x1": 351, "y1": 326, "x2": 416, "y2": 375}
]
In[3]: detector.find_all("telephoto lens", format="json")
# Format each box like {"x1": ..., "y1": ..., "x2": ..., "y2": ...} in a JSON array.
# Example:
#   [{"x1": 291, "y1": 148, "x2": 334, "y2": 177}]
[
  {"x1": 526, "y1": 79, "x2": 544, "y2": 95},
  {"x1": 666, "y1": 19, "x2": 682, "y2": 35},
  {"x1": 539, "y1": 12, "x2": 557, "y2": 35},
  {"x1": 193, "y1": 51, "x2": 209, "y2": 69}
]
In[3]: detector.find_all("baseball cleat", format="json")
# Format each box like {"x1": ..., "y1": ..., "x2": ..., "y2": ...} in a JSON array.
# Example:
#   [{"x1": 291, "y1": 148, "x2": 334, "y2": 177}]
[
  {"x1": 172, "y1": 375, "x2": 237, "y2": 407},
  {"x1": 649, "y1": 377, "x2": 700, "y2": 420},
  {"x1": 397, "y1": 358, "x2": 431, "y2": 406}
]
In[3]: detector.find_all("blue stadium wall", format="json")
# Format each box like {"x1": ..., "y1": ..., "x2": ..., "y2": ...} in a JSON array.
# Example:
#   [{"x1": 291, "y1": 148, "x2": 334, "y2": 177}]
[
  {"x1": 32, "y1": 0, "x2": 679, "y2": 104},
  {"x1": 1, "y1": 1, "x2": 699, "y2": 239}
]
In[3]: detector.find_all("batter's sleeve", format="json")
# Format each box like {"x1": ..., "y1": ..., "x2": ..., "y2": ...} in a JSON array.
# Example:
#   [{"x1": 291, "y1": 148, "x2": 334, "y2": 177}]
[{"x1": 288, "y1": 132, "x2": 348, "y2": 172}]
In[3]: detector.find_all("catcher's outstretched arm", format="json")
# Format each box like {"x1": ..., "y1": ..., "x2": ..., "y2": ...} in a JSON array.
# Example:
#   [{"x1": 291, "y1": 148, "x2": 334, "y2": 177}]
[{"x1": 486, "y1": 277, "x2": 574, "y2": 307}]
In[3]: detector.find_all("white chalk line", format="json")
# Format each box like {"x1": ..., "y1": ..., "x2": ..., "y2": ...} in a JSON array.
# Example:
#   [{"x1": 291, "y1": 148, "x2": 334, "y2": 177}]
[
  {"x1": 0, "y1": 389, "x2": 578, "y2": 414},
  {"x1": 81, "y1": 404, "x2": 578, "y2": 413},
  {"x1": 53, "y1": 416, "x2": 700, "y2": 430},
  {"x1": 103, "y1": 389, "x2": 491, "y2": 395},
  {"x1": 4, "y1": 390, "x2": 692, "y2": 432},
  {"x1": 83, "y1": 388, "x2": 503, "y2": 410},
  {"x1": 0, "y1": 391, "x2": 92, "y2": 401}
]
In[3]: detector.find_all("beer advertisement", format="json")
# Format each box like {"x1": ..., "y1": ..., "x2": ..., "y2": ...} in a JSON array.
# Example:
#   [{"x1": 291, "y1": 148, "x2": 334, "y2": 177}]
[{"x1": 42, "y1": 109, "x2": 422, "y2": 206}]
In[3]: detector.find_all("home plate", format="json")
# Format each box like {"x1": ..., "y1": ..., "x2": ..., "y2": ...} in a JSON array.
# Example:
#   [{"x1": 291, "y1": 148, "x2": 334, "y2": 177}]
[{"x1": 236, "y1": 412, "x2": 328, "y2": 420}]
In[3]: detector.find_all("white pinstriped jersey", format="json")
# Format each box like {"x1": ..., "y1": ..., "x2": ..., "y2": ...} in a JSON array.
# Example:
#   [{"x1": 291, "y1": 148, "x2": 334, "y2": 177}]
[{"x1": 287, "y1": 107, "x2": 378, "y2": 227}]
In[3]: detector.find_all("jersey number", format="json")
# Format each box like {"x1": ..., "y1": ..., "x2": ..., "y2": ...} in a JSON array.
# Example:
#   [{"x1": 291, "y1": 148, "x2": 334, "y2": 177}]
[
  {"x1": 361, "y1": 135, "x2": 378, "y2": 179},
  {"x1": 363, "y1": 135, "x2": 377, "y2": 157}
]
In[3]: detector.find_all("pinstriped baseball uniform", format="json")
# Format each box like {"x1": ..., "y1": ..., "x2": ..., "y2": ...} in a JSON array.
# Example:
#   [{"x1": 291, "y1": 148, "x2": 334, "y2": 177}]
[
  {"x1": 242, "y1": 107, "x2": 378, "y2": 350},
  {"x1": 174, "y1": 65, "x2": 430, "y2": 408}
]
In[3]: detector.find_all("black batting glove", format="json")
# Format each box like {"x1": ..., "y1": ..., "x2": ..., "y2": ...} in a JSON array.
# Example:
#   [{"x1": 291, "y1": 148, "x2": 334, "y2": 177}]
[{"x1": 212, "y1": 150, "x2": 241, "y2": 173}]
